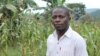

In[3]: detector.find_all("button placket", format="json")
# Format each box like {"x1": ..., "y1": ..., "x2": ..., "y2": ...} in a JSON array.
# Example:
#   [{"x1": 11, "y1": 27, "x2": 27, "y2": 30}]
[
  {"x1": 56, "y1": 41, "x2": 60, "y2": 55},
  {"x1": 56, "y1": 41, "x2": 62, "y2": 56}
]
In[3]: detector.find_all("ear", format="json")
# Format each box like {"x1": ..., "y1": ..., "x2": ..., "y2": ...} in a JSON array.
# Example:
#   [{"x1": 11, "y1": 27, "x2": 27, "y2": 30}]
[
  {"x1": 51, "y1": 19, "x2": 53, "y2": 24},
  {"x1": 69, "y1": 16, "x2": 71, "y2": 20}
]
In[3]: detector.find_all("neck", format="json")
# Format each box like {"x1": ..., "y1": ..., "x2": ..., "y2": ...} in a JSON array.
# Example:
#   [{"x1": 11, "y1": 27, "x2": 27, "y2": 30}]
[{"x1": 57, "y1": 27, "x2": 69, "y2": 40}]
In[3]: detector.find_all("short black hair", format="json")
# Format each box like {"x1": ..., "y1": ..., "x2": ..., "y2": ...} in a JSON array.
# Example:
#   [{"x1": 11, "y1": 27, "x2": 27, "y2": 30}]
[
  {"x1": 51, "y1": 6, "x2": 71, "y2": 20},
  {"x1": 51, "y1": 6, "x2": 70, "y2": 16}
]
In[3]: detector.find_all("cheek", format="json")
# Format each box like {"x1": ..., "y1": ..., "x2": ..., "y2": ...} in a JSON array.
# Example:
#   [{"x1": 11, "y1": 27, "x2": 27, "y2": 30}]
[
  {"x1": 63, "y1": 19, "x2": 69, "y2": 27},
  {"x1": 63, "y1": 18, "x2": 69, "y2": 23}
]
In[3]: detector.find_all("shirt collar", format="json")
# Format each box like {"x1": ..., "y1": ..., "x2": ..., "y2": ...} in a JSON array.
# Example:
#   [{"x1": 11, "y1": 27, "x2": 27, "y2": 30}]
[
  {"x1": 53, "y1": 26, "x2": 73, "y2": 38},
  {"x1": 64, "y1": 26, "x2": 73, "y2": 38}
]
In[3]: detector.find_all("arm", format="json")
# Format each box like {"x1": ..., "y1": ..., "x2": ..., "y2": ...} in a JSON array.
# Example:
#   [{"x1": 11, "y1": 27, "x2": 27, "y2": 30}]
[
  {"x1": 75, "y1": 39, "x2": 88, "y2": 56},
  {"x1": 46, "y1": 49, "x2": 49, "y2": 56},
  {"x1": 46, "y1": 37, "x2": 50, "y2": 56}
]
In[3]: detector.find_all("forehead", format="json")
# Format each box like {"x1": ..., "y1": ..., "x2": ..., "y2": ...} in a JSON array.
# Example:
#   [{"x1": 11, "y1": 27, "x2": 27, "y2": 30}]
[{"x1": 52, "y1": 8, "x2": 67, "y2": 15}]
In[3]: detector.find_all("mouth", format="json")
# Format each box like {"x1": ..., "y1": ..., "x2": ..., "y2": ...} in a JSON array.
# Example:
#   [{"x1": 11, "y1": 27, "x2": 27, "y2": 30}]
[
  {"x1": 54, "y1": 24, "x2": 63, "y2": 30},
  {"x1": 54, "y1": 24, "x2": 62, "y2": 27}
]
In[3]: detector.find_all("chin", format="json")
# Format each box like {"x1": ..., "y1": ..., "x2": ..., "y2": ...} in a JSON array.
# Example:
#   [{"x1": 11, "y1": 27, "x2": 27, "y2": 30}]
[{"x1": 56, "y1": 28, "x2": 64, "y2": 31}]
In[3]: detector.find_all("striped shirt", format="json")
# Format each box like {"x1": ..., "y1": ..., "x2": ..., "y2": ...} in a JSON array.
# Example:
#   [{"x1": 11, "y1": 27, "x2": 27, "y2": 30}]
[{"x1": 46, "y1": 27, "x2": 88, "y2": 56}]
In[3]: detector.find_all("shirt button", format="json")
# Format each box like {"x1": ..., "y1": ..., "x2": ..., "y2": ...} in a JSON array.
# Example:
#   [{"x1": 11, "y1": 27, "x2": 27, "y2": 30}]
[
  {"x1": 60, "y1": 47, "x2": 61, "y2": 50},
  {"x1": 57, "y1": 51, "x2": 58, "y2": 54}
]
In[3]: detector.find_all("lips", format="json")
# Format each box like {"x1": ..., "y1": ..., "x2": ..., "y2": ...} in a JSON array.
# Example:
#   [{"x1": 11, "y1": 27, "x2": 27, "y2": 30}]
[{"x1": 54, "y1": 24, "x2": 62, "y2": 27}]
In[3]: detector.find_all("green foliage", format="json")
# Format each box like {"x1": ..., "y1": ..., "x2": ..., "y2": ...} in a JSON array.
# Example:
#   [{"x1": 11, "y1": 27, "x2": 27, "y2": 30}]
[
  {"x1": 67, "y1": 3, "x2": 85, "y2": 20},
  {"x1": 71, "y1": 20, "x2": 100, "y2": 56},
  {"x1": 43, "y1": 0, "x2": 65, "y2": 7},
  {"x1": 0, "y1": 0, "x2": 100, "y2": 56},
  {"x1": 0, "y1": 14, "x2": 100, "y2": 56},
  {"x1": 0, "y1": 14, "x2": 53, "y2": 56}
]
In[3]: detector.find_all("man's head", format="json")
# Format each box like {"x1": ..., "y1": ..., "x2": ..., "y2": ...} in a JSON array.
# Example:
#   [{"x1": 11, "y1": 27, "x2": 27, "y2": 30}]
[{"x1": 51, "y1": 6, "x2": 71, "y2": 31}]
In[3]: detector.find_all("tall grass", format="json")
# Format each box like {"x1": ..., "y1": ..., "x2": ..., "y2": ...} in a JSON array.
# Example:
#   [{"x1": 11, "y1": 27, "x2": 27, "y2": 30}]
[
  {"x1": 0, "y1": 14, "x2": 100, "y2": 56},
  {"x1": 0, "y1": 14, "x2": 53, "y2": 56},
  {"x1": 71, "y1": 21, "x2": 100, "y2": 56}
]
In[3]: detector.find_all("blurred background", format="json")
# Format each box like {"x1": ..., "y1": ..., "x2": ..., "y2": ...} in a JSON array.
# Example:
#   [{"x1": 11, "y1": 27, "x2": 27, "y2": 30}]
[{"x1": 0, "y1": 0, "x2": 100, "y2": 56}]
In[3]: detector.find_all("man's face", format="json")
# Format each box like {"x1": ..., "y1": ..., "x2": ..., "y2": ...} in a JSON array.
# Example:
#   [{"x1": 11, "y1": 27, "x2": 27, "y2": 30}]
[{"x1": 52, "y1": 8, "x2": 70, "y2": 31}]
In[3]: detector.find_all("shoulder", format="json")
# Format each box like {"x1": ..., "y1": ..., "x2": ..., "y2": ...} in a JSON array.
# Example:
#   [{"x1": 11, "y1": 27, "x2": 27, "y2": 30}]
[
  {"x1": 72, "y1": 31, "x2": 86, "y2": 44},
  {"x1": 47, "y1": 33, "x2": 54, "y2": 40},
  {"x1": 72, "y1": 30, "x2": 86, "y2": 47},
  {"x1": 47, "y1": 33, "x2": 54, "y2": 43}
]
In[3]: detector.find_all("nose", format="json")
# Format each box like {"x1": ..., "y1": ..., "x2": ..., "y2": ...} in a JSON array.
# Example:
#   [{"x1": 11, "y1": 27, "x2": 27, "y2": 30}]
[{"x1": 55, "y1": 17, "x2": 60, "y2": 22}]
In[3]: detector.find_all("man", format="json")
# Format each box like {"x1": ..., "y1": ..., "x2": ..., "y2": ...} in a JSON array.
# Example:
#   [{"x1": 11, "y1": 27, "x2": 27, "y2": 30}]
[{"x1": 46, "y1": 6, "x2": 88, "y2": 56}]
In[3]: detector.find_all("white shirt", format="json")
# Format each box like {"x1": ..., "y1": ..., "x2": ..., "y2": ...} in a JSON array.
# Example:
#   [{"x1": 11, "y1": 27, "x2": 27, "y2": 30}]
[{"x1": 46, "y1": 27, "x2": 88, "y2": 56}]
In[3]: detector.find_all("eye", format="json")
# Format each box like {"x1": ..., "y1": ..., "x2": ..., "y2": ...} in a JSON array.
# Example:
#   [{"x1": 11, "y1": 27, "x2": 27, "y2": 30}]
[{"x1": 59, "y1": 15, "x2": 65, "y2": 19}]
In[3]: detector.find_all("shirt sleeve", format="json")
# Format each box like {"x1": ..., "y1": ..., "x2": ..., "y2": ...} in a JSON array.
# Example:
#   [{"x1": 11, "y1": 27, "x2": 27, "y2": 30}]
[
  {"x1": 46, "y1": 49, "x2": 49, "y2": 56},
  {"x1": 46, "y1": 40, "x2": 49, "y2": 56},
  {"x1": 46, "y1": 36, "x2": 50, "y2": 56},
  {"x1": 74, "y1": 38, "x2": 88, "y2": 56}
]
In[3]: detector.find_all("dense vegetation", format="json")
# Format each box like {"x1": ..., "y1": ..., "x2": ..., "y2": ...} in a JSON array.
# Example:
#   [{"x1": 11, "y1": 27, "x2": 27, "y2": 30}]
[{"x1": 0, "y1": 0, "x2": 100, "y2": 56}]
